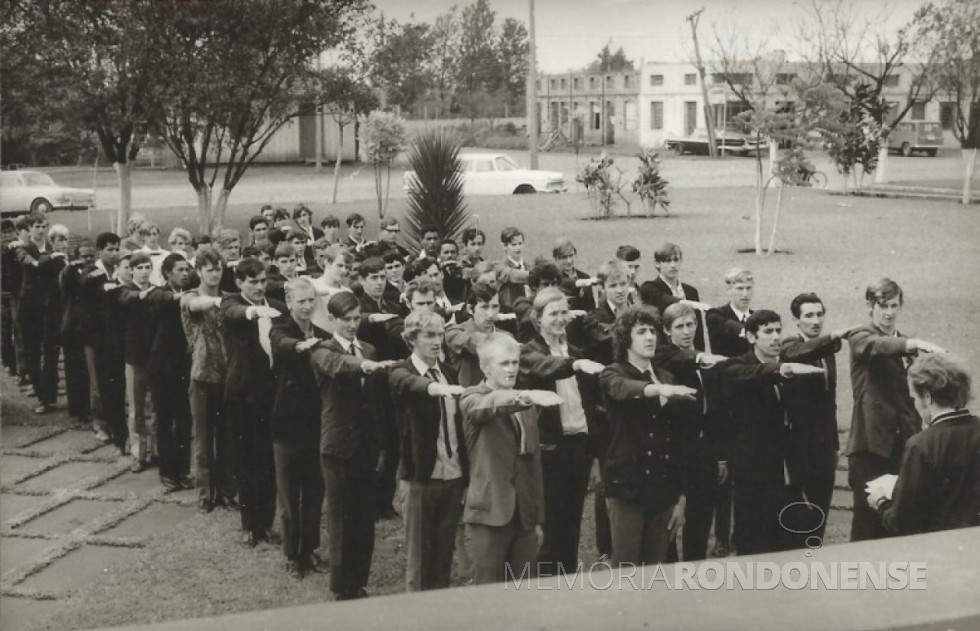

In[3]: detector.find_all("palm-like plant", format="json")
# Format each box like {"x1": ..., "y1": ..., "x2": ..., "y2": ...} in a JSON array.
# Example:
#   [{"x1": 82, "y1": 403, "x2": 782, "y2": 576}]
[{"x1": 404, "y1": 130, "x2": 470, "y2": 253}]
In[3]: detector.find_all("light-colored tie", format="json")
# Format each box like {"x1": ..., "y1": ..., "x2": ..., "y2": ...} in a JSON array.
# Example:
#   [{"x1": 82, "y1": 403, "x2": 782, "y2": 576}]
[
  {"x1": 428, "y1": 367, "x2": 453, "y2": 458},
  {"x1": 257, "y1": 317, "x2": 273, "y2": 368}
]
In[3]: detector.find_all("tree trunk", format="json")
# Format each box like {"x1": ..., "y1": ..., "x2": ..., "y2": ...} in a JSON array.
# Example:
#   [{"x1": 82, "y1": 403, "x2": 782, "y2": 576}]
[
  {"x1": 374, "y1": 164, "x2": 383, "y2": 218},
  {"x1": 211, "y1": 188, "x2": 232, "y2": 233},
  {"x1": 767, "y1": 182, "x2": 784, "y2": 255},
  {"x1": 113, "y1": 161, "x2": 132, "y2": 236},
  {"x1": 331, "y1": 124, "x2": 344, "y2": 204},
  {"x1": 963, "y1": 148, "x2": 978, "y2": 205},
  {"x1": 381, "y1": 162, "x2": 391, "y2": 219},
  {"x1": 196, "y1": 185, "x2": 212, "y2": 236},
  {"x1": 768, "y1": 138, "x2": 779, "y2": 187},
  {"x1": 874, "y1": 144, "x2": 889, "y2": 184},
  {"x1": 754, "y1": 159, "x2": 764, "y2": 254}
]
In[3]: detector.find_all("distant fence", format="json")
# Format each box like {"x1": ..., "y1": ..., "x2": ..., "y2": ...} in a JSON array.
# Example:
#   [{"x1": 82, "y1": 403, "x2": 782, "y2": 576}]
[{"x1": 402, "y1": 117, "x2": 527, "y2": 137}]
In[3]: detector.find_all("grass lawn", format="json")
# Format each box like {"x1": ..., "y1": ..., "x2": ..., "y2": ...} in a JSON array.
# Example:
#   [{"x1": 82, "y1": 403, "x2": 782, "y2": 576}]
[{"x1": 28, "y1": 184, "x2": 980, "y2": 629}]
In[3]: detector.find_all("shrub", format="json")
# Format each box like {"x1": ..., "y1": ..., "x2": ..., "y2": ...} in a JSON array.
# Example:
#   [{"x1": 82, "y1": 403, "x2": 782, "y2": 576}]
[{"x1": 404, "y1": 130, "x2": 471, "y2": 252}]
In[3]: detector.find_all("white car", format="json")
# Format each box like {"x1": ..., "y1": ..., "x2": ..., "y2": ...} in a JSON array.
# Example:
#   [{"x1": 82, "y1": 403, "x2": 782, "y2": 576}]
[
  {"x1": 0, "y1": 170, "x2": 95, "y2": 216},
  {"x1": 404, "y1": 153, "x2": 567, "y2": 196}
]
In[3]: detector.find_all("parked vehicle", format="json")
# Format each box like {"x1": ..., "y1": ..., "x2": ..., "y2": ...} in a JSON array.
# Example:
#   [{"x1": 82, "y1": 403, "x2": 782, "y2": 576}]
[
  {"x1": 0, "y1": 170, "x2": 95, "y2": 216},
  {"x1": 404, "y1": 153, "x2": 566, "y2": 196},
  {"x1": 887, "y1": 121, "x2": 943, "y2": 157},
  {"x1": 665, "y1": 127, "x2": 767, "y2": 156}
]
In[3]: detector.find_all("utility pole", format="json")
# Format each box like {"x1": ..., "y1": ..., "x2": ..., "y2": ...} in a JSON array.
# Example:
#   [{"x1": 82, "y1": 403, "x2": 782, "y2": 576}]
[
  {"x1": 687, "y1": 8, "x2": 718, "y2": 158},
  {"x1": 315, "y1": 54, "x2": 323, "y2": 171},
  {"x1": 527, "y1": 0, "x2": 539, "y2": 168}
]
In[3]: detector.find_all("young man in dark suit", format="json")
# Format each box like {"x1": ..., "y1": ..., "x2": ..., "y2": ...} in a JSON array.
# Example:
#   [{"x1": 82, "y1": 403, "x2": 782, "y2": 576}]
[
  {"x1": 614, "y1": 244, "x2": 642, "y2": 305},
  {"x1": 14, "y1": 214, "x2": 58, "y2": 413},
  {"x1": 841, "y1": 278, "x2": 945, "y2": 542},
  {"x1": 118, "y1": 253, "x2": 158, "y2": 470},
  {"x1": 269, "y1": 277, "x2": 328, "y2": 579},
  {"x1": 343, "y1": 212, "x2": 368, "y2": 253},
  {"x1": 720, "y1": 310, "x2": 824, "y2": 556},
  {"x1": 389, "y1": 311, "x2": 467, "y2": 591},
  {"x1": 519, "y1": 288, "x2": 605, "y2": 576},
  {"x1": 492, "y1": 227, "x2": 531, "y2": 314},
  {"x1": 460, "y1": 333, "x2": 562, "y2": 584},
  {"x1": 640, "y1": 242, "x2": 710, "y2": 351},
  {"x1": 147, "y1": 254, "x2": 195, "y2": 492},
  {"x1": 703, "y1": 267, "x2": 755, "y2": 555},
  {"x1": 310, "y1": 292, "x2": 393, "y2": 600},
  {"x1": 445, "y1": 283, "x2": 513, "y2": 387},
  {"x1": 779, "y1": 293, "x2": 854, "y2": 544},
  {"x1": 598, "y1": 306, "x2": 698, "y2": 566},
  {"x1": 221, "y1": 258, "x2": 285, "y2": 547},
  {"x1": 583, "y1": 259, "x2": 632, "y2": 365},
  {"x1": 59, "y1": 244, "x2": 97, "y2": 423}
]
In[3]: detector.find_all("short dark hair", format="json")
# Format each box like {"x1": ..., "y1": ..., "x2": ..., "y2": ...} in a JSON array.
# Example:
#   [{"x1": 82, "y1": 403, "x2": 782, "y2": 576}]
[
  {"x1": 345, "y1": 212, "x2": 365, "y2": 227},
  {"x1": 292, "y1": 203, "x2": 312, "y2": 221},
  {"x1": 24, "y1": 212, "x2": 46, "y2": 227},
  {"x1": 421, "y1": 225, "x2": 439, "y2": 237},
  {"x1": 865, "y1": 278, "x2": 903, "y2": 307},
  {"x1": 500, "y1": 226, "x2": 523, "y2": 245},
  {"x1": 274, "y1": 243, "x2": 296, "y2": 260},
  {"x1": 249, "y1": 215, "x2": 269, "y2": 230},
  {"x1": 382, "y1": 249, "x2": 405, "y2": 265},
  {"x1": 241, "y1": 246, "x2": 261, "y2": 259},
  {"x1": 404, "y1": 256, "x2": 439, "y2": 283},
  {"x1": 359, "y1": 256, "x2": 385, "y2": 278},
  {"x1": 130, "y1": 252, "x2": 152, "y2": 268},
  {"x1": 327, "y1": 291, "x2": 359, "y2": 318},
  {"x1": 653, "y1": 242, "x2": 683, "y2": 263},
  {"x1": 161, "y1": 253, "x2": 187, "y2": 278},
  {"x1": 528, "y1": 261, "x2": 560, "y2": 290},
  {"x1": 461, "y1": 227, "x2": 486, "y2": 245},
  {"x1": 96, "y1": 232, "x2": 121, "y2": 250},
  {"x1": 440, "y1": 238, "x2": 458, "y2": 250},
  {"x1": 611, "y1": 305, "x2": 661, "y2": 363},
  {"x1": 616, "y1": 244, "x2": 641, "y2": 262},
  {"x1": 466, "y1": 281, "x2": 499, "y2": 307},
  {"x1": 320, "y1": 214, "x2": 340, "y2": 229},
  {"x1": 745, "y1": 309, "x2": 781, "y2": 335},
  {"x1": 404, "y1": 278, "x2": 439, "y2": 304},
  {"x1": 273, "y1": 207, "x2": 290, "y2": 222},
  {"x1": 908, "y1": 353, "x2": 972, "y2": 410},
  {"x1": 194, "y1": 246, "x2": 223, "y2": 270},
  {"x1": 790, "y1": 292, "x2": 825, "y2": 318},
  {"x1": 1, "y1": 219, "x2": 14, "y2": 232},
  {"x1": 235, "y1": 257, "x2": 265, "y2": 281}
]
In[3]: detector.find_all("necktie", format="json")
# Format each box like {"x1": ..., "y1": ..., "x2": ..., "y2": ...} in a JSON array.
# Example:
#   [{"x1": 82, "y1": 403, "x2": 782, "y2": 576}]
[{"x1": 427, "y1": 367, "x2": 453, "y2": 458}]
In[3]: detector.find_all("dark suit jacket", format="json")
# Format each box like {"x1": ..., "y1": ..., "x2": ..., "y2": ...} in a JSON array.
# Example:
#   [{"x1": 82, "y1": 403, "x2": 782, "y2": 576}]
[
  {"x1": 59, "y1": 262, "x2": 88, "y2": 338},
  {"x1": 146, "y1": 287, "x2": 190, "y2": 381},
  {"x1": 880, "y1": 411, "x2": 980, "y2": 534},
  {"x1": 640, "y1": 277, "x2": 705, "y2": 350},
  {"x1": 269, "y1": 317, "x2": 328, "y2": 444},
  {"x1": 582, "y1": 300, "x2": 618, "y2": 365},
  {"x1": 493, "y1": 258, "x2": 530, "y2": 314},
  {"x1": 445, "y1": 320, "x2": 508, "y2": 387},
  {"x1": 358, "y1": 292, "x2": 406, "y2": 360},
  {"x1": 309, "y1": 337, "x2": 383, "y2": 462},
  {"x1": 780, "y1": 333, "x2": 840, "y2": 450},
  {"x1": 843, "y1": 324, "x2": 919, "y2": 459},
  {"x1": 721, "y1": 351, "x2": 798, "y2": 484},
  {"x1": 118, "y1": 283, "x2": 157, "y2": 368},
  {"x1": 15, "y1": 241, "x2": 54, "y2": 302},
  {"x1": 598, "y1": 362, "x2": 686, "y2": 511},
  {"x1": 518, "y1": 334, "x2": 601, "y2": 450},
  {"x1": 389, "y1": 359, "x2": 469, "y2": 482},
  {"x1": 459, "y1": 384, "x2": 544, "y2": 529},
  {"x1": 220, "y1": 294, "x2": 286, "y2": 408},
  {"x1": 706, "y1": 303, "x2": 752, "y2": 358}
]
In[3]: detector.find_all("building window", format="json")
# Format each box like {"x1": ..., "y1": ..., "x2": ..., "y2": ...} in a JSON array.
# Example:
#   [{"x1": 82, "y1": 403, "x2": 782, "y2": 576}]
[
  {"x1": 714, "y1": 72, "x2": 752, "y2": 86},
  {"x1": 589, "y1": 76, "x2": 597, "y2": 90},
  {"x1": 605, "y1": 75, "x2": 613, "y2": 87},
  {"x1": 624, "y1": 75, "x2": 632, "y2": 88},
  {"x1": 910, "y1": 101, "x2": 926, "y2": 120},
  {"x1": 560, "y1": 78, "x2": 567, "y2": 90},
  {"x1": 650, "y1": 74, "x2": 664, "y2": 87},
  {"x1": 573, "y1": 77, "x2": 580, "y2": 90},
  {"x1": 549, "y1": 79, "x2": 557, "y2": 90},
  {"x1": 776, "y1": 73, "x2": 796, "y2": 85},
  {"x1": 650, "y1": 101, "x2": 664, "y2": 130},
  {"x1": 684, "y1": 73, "x2": 696, "y2": 85},
  {"x1": 883, "y1": 75, "x2": 900, "y2": 87},
  {"x1": 535, "y1": 79, "x2": 541, "y2": 91},
  {"x1": 940, "y1": 102, "x2": 955, "y2": 129}
]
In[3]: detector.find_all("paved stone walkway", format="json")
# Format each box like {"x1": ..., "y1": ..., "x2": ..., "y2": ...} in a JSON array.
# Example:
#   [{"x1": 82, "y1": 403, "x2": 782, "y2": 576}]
[{"x1": 0, "y1": 416, "x2": 195, "y2": 631}]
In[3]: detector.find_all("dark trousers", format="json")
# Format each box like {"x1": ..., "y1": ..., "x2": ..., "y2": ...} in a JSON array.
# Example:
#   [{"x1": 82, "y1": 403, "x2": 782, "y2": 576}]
[
  {"x1": 190, "y1": 381, "x2": 237, "y2": 502},
  {"x1": 594, "y1": 480, "x2": 612, "y2": 557},
  {"x1": 153, "y1": 374, "x2": 193, "y2": 482},
  {"x1": 849, "y1": 445, "x2": 903, "y2": 542},
  {"x1": 227, "y1": 399, "x2": 276, "y2": 534},
  {"x1": 321, "y1": 453, "x2": 377, "y2": 597},
  {"x1": 538, "y1": 434, "x2": 592, "y2": 576},
  {"x1": 785, "y1": 440, "x2": 838, "y2": 544},
  {"x1": 375, "y1": 397, "x2": 400, "y2": 518},
  {"x1": 713, "y1": 474, "x2": 733, "y2": 549},
  {"x1": 20, "y1": 299, "x2": 58, "y2": 403},
  {"x1": 606, "y1": 498, "x2": 673, "y2": 566},
  {"x1": 668, "y1": 444, "x2": 717, "y2": 562},
  {"x1": 465, "y1": 512, "x2": 539, "y2": 585},
  {"x1": 63, "y1": 338, "x2": 90, "y2": 419},
  {"x1": 402, "y1": 477, "x2": 465, "y2": 591},
  {"x1": 733, "y1": 479, "x2": 789, "y2": 556},
  {"x1": 1, "y1": 291, "x2": 14, "y2": 372},
  {"x1": 94, "y1": 345, "x2": 127, "y2": 450},
  {"x1": 274, "y1": 440, "x2": 324, "y2": 562}
]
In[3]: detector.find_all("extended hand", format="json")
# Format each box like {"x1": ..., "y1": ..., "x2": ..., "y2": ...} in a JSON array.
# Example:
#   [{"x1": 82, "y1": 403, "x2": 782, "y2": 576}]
[
  {"x1": 573, "y1": 359, "x2": 605, "y2": 375},
  {"x1": 568, "y1": 309, "x2": 587, "y2": 318},
  {"x1": 429, "y1": 382, "x2": 465, "y2": 398},
  {"x1": 295, "y1": 338, "x2": 321, "y2": 352},
  {"x1": 360, "y1": 360, "x2": 389, "y2": 374},
  {"x1": 697, "y1": 353, "x2": 728, "y2": 369},
  {"x1": 680, "y1": 299, "x2": 712, "y2": 311},
  {"x1": 780, "y1": 363, "x2": 825, "y2": 377},
  {"x1": 645, "y1": 384, "x2": 698, "y2": 401},
  {"x1": 495, "y1": 312, "x2": 517, "y2": 321},
  {"x1": 667, "y1": 501, "x2": 686, "y2": 540},
  {"x1": 524, "y1": 390, "x2": 564, "y2": 407},
  {"x1": 252, "y1": 305, "x2": 282, "y2": 319},
  {"x1": 369, "y1": 313, "x2": 399, "y2": 323},
  {"x1": 909, "y1": 339, "x2": 946, "y2": 354}
]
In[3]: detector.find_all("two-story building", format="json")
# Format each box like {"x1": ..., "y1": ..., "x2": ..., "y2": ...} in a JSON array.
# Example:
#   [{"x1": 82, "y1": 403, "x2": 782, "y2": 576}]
[{"x1": 534, "y1": 69, "x2": 641, "y2": 147}]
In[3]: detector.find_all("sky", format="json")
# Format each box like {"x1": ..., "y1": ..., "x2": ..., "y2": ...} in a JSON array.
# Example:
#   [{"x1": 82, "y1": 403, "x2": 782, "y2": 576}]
[{"x1": 368, "y1": 0, "x2": 924, "y2": 73}]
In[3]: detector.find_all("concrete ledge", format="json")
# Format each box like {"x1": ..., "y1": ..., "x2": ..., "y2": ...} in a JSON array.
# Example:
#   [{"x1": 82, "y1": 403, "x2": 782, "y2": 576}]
[{"x1": 95, "y1": 527, "x2": 980, "y2": 631}]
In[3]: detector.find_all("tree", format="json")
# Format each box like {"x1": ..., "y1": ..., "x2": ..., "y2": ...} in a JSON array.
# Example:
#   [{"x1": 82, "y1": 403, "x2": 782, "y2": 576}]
[
  {"x1": 497, "y1": 17, "x2": 530, "y2": 115},
  {"x1": 915, "y1": 0, "x2": 980, "y2": 204},
  {"x1": 361, "y1": 111, "x2": 407, "y2": 219},
  {"x1": 819, "y1": 82, "x2": 881, "y2": 193},
  {"x1": 365, "y1": 15, "x2": 435, "y2": 115},
  {"x1": 321, "y1": 71, "x2": 378, "y2": 204},
  {"x1": 796, "y1": 0, "x2": 938, "y2": 184},
  {"x1": 150, "y1": 0, "x2": 368, "y2": 234},
  {"x1": 588, "y1": 44, "x2": 635, "y2": 72}
]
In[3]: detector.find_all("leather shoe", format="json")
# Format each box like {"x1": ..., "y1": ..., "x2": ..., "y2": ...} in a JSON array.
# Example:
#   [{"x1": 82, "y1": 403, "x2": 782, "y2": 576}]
[
  {"x1": 198, "y1": 497, "x2": 214, "y2": 513},
  {"x1": 160, "y1": 476, "x2": 181, "y2": 493},
  {"x1": 241, "y1": 531, "x2": 259, "y2": 548},
  {"x1": 33, "y1": 404, "x2": 50, "y2": 415},
  {"x1": 130, "y1": 460, "x2": 147, "y2": 474},
  {"x1": 219, "y1": 496, "x2": 240, "y2": 511},
  {"x1": 303, "y1": 553, "x2": 328, "y2": 573},
  {"x1": 179, "y1": 475, "x2": 196, "y2": 490},
  {"x1": 263, "y1": 528, "x2": 282, "y2": 545}
]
